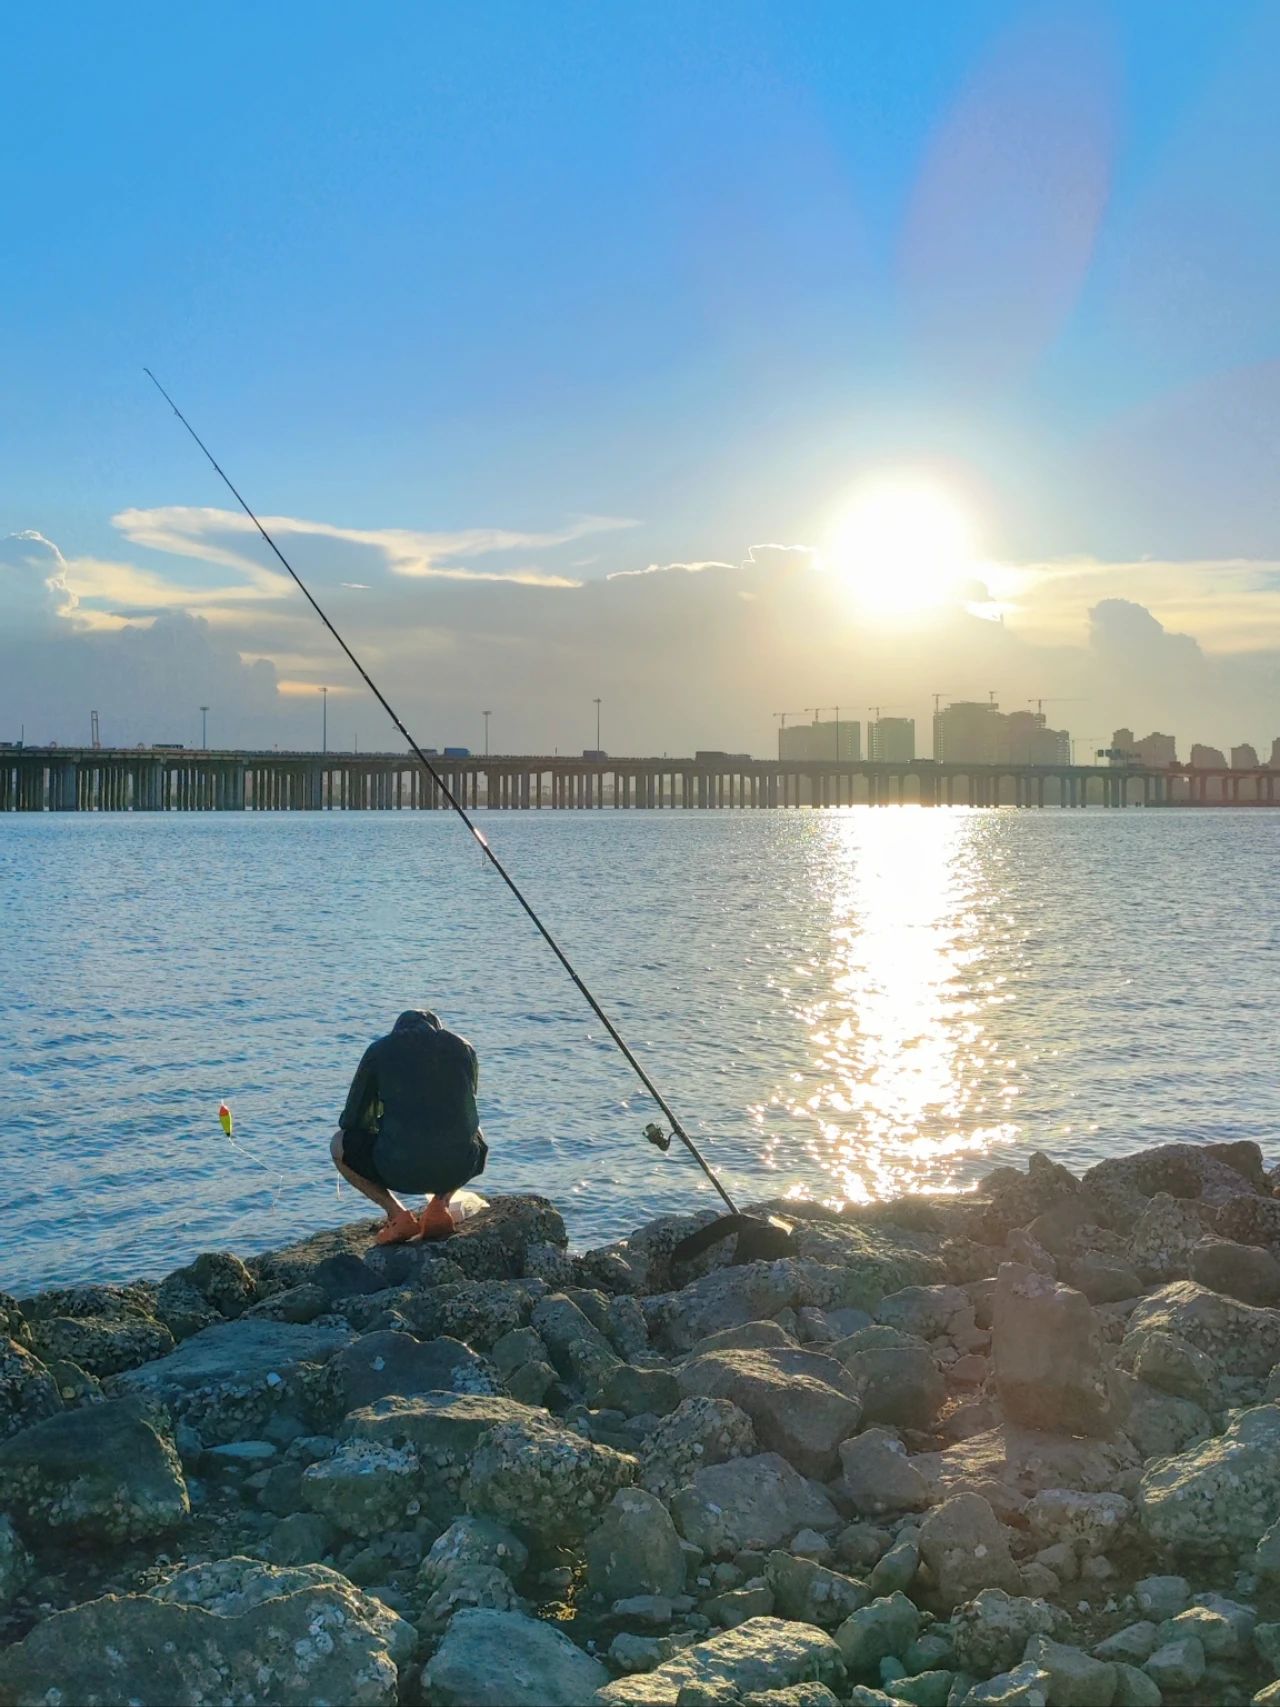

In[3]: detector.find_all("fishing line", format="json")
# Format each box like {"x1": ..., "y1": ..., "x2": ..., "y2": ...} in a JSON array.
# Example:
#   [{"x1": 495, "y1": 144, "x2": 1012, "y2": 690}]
[
  {"x1": 217, "y1": 1102, "x2": 285, "y2": 1200},
  {"x1": 147, "y1": 369, "x2": 743, "y2": 1218}
]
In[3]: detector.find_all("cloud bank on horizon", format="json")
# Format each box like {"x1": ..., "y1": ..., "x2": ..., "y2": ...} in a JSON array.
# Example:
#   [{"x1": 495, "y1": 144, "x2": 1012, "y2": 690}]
[{"x1": 2, "y1": 508, "x2": 1276, "y2": 759}]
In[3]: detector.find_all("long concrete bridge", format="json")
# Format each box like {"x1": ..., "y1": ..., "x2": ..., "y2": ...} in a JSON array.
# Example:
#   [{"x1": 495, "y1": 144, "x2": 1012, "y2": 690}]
[{"x1": 3, "y1": 746, "x2": 1277, "y2": 812}]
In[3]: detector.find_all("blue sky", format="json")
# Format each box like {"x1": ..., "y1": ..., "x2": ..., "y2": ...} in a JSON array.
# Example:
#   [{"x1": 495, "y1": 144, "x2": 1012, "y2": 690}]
[{"x1": 2, "y1": 1, "x2": 1278, "y2": 753}]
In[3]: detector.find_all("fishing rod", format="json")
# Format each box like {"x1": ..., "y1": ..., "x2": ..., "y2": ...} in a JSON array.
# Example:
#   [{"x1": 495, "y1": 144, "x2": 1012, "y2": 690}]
[{"x1": 145, "y1": 369, "x2": 791, "y2": 1257}]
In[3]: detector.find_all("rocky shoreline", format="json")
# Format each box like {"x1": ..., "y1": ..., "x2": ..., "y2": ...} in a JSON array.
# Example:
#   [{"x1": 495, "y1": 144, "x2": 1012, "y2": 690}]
[{"x1": 5, "y1": 1143, "x2": 1280, "y2": 1704}]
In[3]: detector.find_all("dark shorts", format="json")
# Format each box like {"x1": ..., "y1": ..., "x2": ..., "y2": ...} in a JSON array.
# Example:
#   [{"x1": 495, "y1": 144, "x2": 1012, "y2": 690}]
[
  {"x1": 338, "y1": 1129, "x2": 488, "y2": 1196},
  {"x1": 338, "y1": 1127, "x2": 387, "y2": 1189}
]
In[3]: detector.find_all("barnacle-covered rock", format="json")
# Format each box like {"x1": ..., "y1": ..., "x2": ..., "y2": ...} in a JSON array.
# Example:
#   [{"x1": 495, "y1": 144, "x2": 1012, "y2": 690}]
[
  {"x1": 463, "y1": 1410, "x2": 636, "y2": 1542},
  {"x1": 0, "y1": 1396, "x2": 188, "y2": 1542}
]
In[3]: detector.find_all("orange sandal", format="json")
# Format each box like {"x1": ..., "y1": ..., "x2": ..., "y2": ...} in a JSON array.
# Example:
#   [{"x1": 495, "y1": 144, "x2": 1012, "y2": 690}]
[
  {"x1": 419, "y1": 1200, "x2": 456, "y2": 1242},
  {"x1": 374, "y1": 1208, "x2": 421, "y2": 1245}
]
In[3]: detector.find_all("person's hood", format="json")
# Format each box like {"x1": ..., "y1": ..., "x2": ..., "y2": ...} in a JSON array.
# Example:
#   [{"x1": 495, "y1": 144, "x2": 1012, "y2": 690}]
[{"x1": 393, "y1": 1009, "x2": 441, "y2": 1034}]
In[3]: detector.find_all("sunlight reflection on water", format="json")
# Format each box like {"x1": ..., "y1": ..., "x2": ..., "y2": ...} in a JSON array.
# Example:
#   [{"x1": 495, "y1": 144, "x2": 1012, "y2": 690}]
[{"x1": 754, "y1": 812, "x2": 1017, "y2": 1205}]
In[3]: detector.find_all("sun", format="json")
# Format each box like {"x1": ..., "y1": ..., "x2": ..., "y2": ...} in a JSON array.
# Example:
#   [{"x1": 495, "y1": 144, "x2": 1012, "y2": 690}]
[{"x1": 824, "y1": 477, "x2": 979, "y2": 616}]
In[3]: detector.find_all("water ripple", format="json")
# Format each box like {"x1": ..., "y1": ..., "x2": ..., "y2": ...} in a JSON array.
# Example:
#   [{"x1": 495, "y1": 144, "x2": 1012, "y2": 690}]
[{"x1": 1, "y1": 808, "x2": 1277, "y2": 1290}]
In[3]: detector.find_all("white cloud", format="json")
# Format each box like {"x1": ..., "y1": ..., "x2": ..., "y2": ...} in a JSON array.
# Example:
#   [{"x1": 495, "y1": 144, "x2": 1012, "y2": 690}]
[
  {"x1": 0, "y1": 530, "x2": 80, "y2": 625},
  {"x1": 111, "y1": 505, "x2": 635, "y2": 588}
]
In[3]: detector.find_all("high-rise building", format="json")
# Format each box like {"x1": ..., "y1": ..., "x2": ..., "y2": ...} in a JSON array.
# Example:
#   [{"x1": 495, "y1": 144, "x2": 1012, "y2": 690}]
[
  {"x1": 1189, "y1": 743, "x2": 1226, "y2": 768},
  {"x1": 1271, "y1": 737, "x2": 1280, "y2": 770},
  {"x1": 868, "y1": 717, "x2": 915, "y2": 762},
  {"x1": 1109, "y1": 729, "x2": 1177, "y2": 767},
  {"x1": 779, "y1": 719, "x2": 861, "y2": 762},
  {"x1": 933, "y1": 701, "x2": 1068, "y2": 764},
  {"x1": 1231, "y1": 743, "x2": 1260, "y2": 770},
  {"x1": 1134, "y1": 732, "x2": 1177, "y2": 767},
  {"x1": 933, "y1": 701, "x2": 999, "y2": 763},
  {"x1": 999, "y1": 710, "x2": 1070, "y2": 765}
]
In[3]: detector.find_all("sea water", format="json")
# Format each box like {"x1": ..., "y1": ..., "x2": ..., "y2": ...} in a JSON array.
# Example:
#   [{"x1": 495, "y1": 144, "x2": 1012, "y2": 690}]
[{"x1": 1, "y1": 807, "x2": 1277, "y2": 1291}]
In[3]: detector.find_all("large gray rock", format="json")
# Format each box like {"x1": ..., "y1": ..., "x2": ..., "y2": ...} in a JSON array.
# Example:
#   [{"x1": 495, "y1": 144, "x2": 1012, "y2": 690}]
[
  {"x1": 602, "y1": 1363, "x2": 681, "y2": 1418},
  {"x1": 992, "y1": 1264, "x2": 1113, "y2": 1436},
  {"x1": 636, "y1": 1396, "x2": 758, "y2": 1501},
  {"x1": 1022, "y1": 1637, "x2": 1116, "y2": 1707},
  {"x1": 585, "y1": 1487, "x2": 686, "y2": 1601},
  {"x1": 464, "y1": 1410, "x2": 636, "y2": 1542},
  {"x1": 28, "y1": 1312, "x2": 174, "y2": 1379},
  {"x1": 148, "y1": 1555, "x2": 412, "y2": 1663},
  {"x1": 532, "y1": 1293, "x2": 622, "y2": 1401},
  {"x1": 1124, "y1": 1281, "x2": 1280, "y2": 1375},
  {"x1": 834, "y1": 1591, "x2": 920, "y2": 1675},
  {"x1": 917, "y1": 1493, "x2": 1022, "y2": 1611},
  {"x1": 1214, "y1": 1191, "x2": 1280, "y2": 1248},
  {"x1": 253, "y1": 1195, "x2": 566, "y2": 1293},
  {"x1": 594, "y1": 1616, "x2": 844, "y2": 1705},
  {"x1": 1137, "y1": 1402, "x2": 1280, "y2": 1551},
  {"x1": 950, "y1": 1589, "x2": 1058, "y2": 1675},
  {"x1": 0, "y1": 1397, "x2": 188, "y2": 1542},
  {"x1": 426, "y1": 1607, "x2": 607, "y2": 1706},
  {"x1": 108, "y1": 1317, "x2": 353, "y2": 1444},
  {"x1": 779, "y1": 1214, "x2": 949, "y2": 1298},
  {"x1": 765, "y1": 1551, "x2": 869, "y2": 1628},
  {"x1": 1129, "y1": 1194, "x2": 1214, "y2": 1284},
  {"x1": 690, "y1": 1320, "x2": 798, "y2": 1357},
  {"x1": 979, "y1": 1152, "x2": 1083, "y2": 1232},
  {"x1": 1190, "y1": 1237, "x2": 1280, "y2": 1306},
  {"x1": 669, "y1": 1453, "x2": 839, "y2": 1556},
  {"x1": 1110, "y1": 1371, "x2": 1212, "y2": 1460},
  {"x1": 0, "y1": 1337, "x2": 61, "y2": 1441},
  {"x1": 965, "y1": 1663, "x2": 1054, "y2": 1705},
  {"x1": 1081, "y1": 1143, "x2": 1260, "y2": 1221},
  {"x1": 830, "y1": 1329, "x2": 944, "y2": 1431},
  {"x1": 1142, "y1": 1636, "x2": 1204, "y2": 1692},
  {"x1": 876, "y1": 1285, "x2": 976, "y2": 1343},
  {"x1": 301, "y1": 1438, "x2": 424, "y2": 1538},
  {"x1": 0, "y1": 1575, "x2": 406, "y2": 1705},
  {"x1": 1024, "y1": 1489, "x2": 1129, "y2": 1558},
  {"x1": 420, "y1": 1515, "x2": 529, "y2": 1590},
  {"x1": 839, "y1": 1428, "x2": 932, "y2": 1517},
  {"x1": 330, "y1": 1330, "x2": 498, "y2": 1410},
  {"x1": 1126, "y1": 1329, "x2": 1217, "y2": 1410},
  {"x1": 418, "y1": 1562, "x2": 525, "y2": 1632},
  {"x1": 645, "y1": 1261, "x2": 843, "y2": 1355},
  {"x1": 343, "y1": 1391, "x2": 543, "y2": 1523},
  {"x1": 677, "y1": 1347, "x2": 861, "y2": 1476},
  {"x1": 645, "y1": 1235, "x2": 943, "y2": 1355},
  {"x1": 166, "y1": 1250, "x2": 257, "y2": 1318}
]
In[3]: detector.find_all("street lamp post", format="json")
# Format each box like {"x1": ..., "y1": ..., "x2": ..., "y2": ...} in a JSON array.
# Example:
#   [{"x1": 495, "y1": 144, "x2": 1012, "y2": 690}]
[
  {"x1": 483, "y1": 710, "x2": 491, "y2": 757},
  {"x1": 321, "y1": 686, "x2": 328, "y2": 754},
  {"x1": 593, "y1": 697, "x2": 602, "y2": 751},
  {"x1": 200, "y1": 705, "x2": 209, "y2": 750}
]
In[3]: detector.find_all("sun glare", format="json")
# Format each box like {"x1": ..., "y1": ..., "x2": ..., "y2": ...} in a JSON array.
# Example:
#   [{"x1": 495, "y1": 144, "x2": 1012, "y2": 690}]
[{"x1": 825, "y1": 477, "x2": 979, "y2": 616}]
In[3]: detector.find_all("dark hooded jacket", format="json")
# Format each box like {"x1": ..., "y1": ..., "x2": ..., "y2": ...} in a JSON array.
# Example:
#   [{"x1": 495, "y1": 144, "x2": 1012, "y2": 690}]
[{"x1": 339, "y1": 1010, "x2": 485, "y2": 1194}]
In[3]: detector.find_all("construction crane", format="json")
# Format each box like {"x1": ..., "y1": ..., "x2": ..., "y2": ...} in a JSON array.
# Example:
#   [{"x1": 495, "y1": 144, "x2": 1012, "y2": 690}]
[
  {"x1": 773, "y1": 710, "x2": 810, "y2": 730},
  {"x1": 1029, "y1": 697, "x2": 1085, "y2": 716},
  {"x1": 867, "y1": 703, "x2": 904, "y2": 723},
  {"x1": 931, "y1": 691, "x2": 958, "y2": 715},
  {"x1": 90, "y1": 710, "x2": 101, "y2": 749}
]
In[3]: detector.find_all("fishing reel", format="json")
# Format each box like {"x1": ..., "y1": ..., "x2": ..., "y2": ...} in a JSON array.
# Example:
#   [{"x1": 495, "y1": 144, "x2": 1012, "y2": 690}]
[{"x1": 643, "y1": 1121, "x2": 672, "y2": 1153}]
